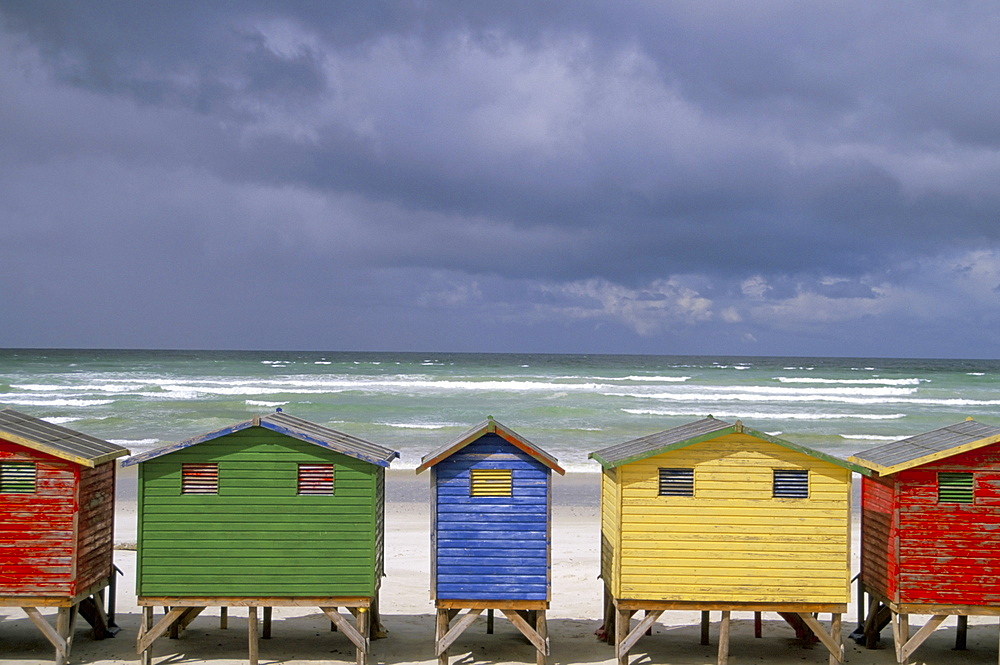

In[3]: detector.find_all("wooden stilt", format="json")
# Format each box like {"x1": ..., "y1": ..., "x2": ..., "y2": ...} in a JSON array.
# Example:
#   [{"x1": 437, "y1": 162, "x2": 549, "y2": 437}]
[
  {"x1": 220, "y1": 606, "x2": 228, "y2": 629},
  {"x1": 487, "y1": 608, "x2": 494, "y2": 634},
  {"x1": 718, "y1": 610, "x2": 731, "y2": 665},
  {"x1": 755, "y1": 611, "x2": 762, "y2": 638},
  {"x1": 140, "y1": 606, "x2": 154, "y2": 665},
  {"x1": 616, "y1": 609, "x2": 630, "y2": 665},
  {"x1": 956, "y1": 614, "x2": 968, "y2": 650},
  {"x1": 263, "y1": 606, "x2": 272, "y2": 639},
  {"x1": 436, "y1": 608, "x2": 450, "y2": 665},
  {"x1": 248, "y1": 606, "x2": 259, "y2": 665},
  {"x1": 829, "y1": 613, "x2": 843, "y2": 665},
  {"x1": 535, "y1": 611, "x2": 548, "y2": 665},
  {"x1": 602, "y1": 587, "x2": 616, "y2": 644},
  {"x1": 701, "y1": 610, "x2": 710, "y2": 645},
  {"x1": 355, "y1": 607, "x2": 369, "y2": 665}
]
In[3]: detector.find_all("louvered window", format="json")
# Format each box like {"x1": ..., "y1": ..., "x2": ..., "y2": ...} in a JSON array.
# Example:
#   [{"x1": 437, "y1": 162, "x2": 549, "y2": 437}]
[
  {"x1": 773, "y1": 469, "x2": 808, "y2": 498},
  {"x1": 181, "y1": 463, "x2": 218, "y2": 494},
  {"x1": 298, "y1": 464, "x2": 335, "y2": 495},
  {"x1": 0, "y1": 462, "x2": 36, "y2": 493},
  {"x1": 470, "y1": 469, "x2": 513, "y2": 497},
  {"x1": 938, "y1": 472, "x2": 973, "y2": 504},
  {"x1": 658, "y1": 468, "x2": 694, "y2": 496}
]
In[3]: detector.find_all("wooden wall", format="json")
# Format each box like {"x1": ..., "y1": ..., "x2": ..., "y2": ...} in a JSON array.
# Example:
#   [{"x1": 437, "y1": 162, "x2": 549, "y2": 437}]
[
  {"x1": 859, "y1": 474, "x2": 898, "y2": 603},
  {"x1": 433, "y1": 434, "x2": 550, "y2": 601},
  {"x1": 890, "y1": 445, "x2": 1000, "y2": 606},
  {"x1": 607, "y1": 433, "x2": 852, "y2": 604},
  {"x1": 0, "y1": 441, "x2": 78, "y2": 598},
  {"x1": 137, "y1": 428, "x2": 381, "y2": 598},
  {"x1": 600, "y1": 467, "x2": 619, "y2": 594},
  {"x1": 75, "y1": 462, "x2": 116, "y2": 595}
]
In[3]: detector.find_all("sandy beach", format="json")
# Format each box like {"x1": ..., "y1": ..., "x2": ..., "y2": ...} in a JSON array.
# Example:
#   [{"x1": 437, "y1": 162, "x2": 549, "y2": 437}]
[{"x1": 2, "y1": 470, "x2": 997, "y2": 665}]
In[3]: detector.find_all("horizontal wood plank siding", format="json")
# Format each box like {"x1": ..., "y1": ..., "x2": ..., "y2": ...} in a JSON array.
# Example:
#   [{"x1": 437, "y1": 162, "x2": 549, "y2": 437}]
[
  {"x1": 137, "y1": 429, "x2": 378, "y2": 598},
  {"x1": 0, "y1": 442, "x2": 78, "y2": 597},
  {"x1": 860, "y1": 474, "x2": 898, "y2": 602},
  {"x1": 601, "y1": 468, "x2": 619, "y2": 595},
  {"x1": 891, "y1": 445, "x2": 1000, "y2": 606},
  {"x1": 434, "y1": 434, "x2": 550, "y2": 601},
  {"x1": 615, "y1": 434, "x2": 851, "y2": 604},
  {"x1": 74, "y1": 462, "x2": 115, "y2": 594}
]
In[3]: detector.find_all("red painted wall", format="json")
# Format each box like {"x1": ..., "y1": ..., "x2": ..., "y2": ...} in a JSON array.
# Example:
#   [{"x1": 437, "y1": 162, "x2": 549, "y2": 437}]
[
  {"x1": 860, "y1": 474, "x2": 898, "y2": 602},
  {"x1": 862, "y1": 443, "x2": 1000, "y2": 607}
]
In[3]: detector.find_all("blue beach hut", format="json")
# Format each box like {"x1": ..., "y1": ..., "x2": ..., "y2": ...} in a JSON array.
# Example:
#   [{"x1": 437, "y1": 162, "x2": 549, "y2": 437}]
[{"x1": 416, "y1": 416, "x2": 565, "y2": 665}]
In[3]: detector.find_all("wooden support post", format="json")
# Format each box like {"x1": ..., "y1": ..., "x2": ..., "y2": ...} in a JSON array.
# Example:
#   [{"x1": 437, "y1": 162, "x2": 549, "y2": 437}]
[
  {"x1": 487, "y1": 608, "x2": 494, "y2": 634},
  {"x1": 862, "y1": 594, "x2": 879, "y2": 649},
  {"x1": 895, "y1": 614, "x2": 946, "y2": 664},
  {"x1": 701, "y1": 610, "x2": 710, "y2": 645},
  {"x1": 956, "y1": 614, "x2": 968, "y2": 650},
  {"x1": 830, "y1": 613, "x2": 843, "y2": 665},
  {"x1": 616, "y1": 609, "x2": 630, "y2": 665},
  {"x1": 797, "y1": 612, "x2": 845, "y2": 663},
  {"x1": 436, "y1": 608, "x2": 450, "y2": 665},
  {"x1": 220, "y1": 606, "x2": 228, "y2": 629},
  {"x1": 755, "y1": 611, "x2": 762, "y2": 638},
  {"x1": 263, "y1": 606, "x2": 272, "y2": 639},
  {"x1": 645, "y1": 610, "x2": 654, "y2": 636},
  {"x1": 891, "y1": 613, "x2": 909, "y2": 664},
  {"x1": 248, "y1": 606, "x2": 259, "y2": 665},
  {"x1": 355, "y1": 607, "x2": 369, "y2": 665},
  {"x1": 602, "y1": 588, "x2": 615, "y2": 644},
  {"x1": 535, "y1": 611, "x2": 548, "y2": 665},
  {"x1": 24, "y1": 607, "x2": 70, "y2": 665},
  {"x1": 140, "y1": 606, "x2": 154, "y2": 665},
  {"x1": 718, "y1": 610, "x2": 731, "y2": 665},
  {"x1": 55, "y1": 604, "x2": 77, "y2": 665}
]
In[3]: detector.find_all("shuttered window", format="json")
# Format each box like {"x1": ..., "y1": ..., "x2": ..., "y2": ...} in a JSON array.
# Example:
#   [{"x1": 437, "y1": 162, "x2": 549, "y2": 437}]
[
  {"x1": 298, "y1": 464, "x2": 335, "y2": 495},
  {"x1": 938, "y1": 472, "x2": 973, "y2": 504},
  {"x1": 773, "y1": 469, "x2": 809, "y2": 498},
  {"x1": 658, "y1": 468, "x2": 694, "y2": 496},
  {"x1": 0, "y1": 462, "x2": 36, "y2": 493},
  {"x1": 181, "y1": 463, "x2": 218, "y2": 494},
  {"x1": 470, "y1": 469, "x2": 513, "y2": 497}
]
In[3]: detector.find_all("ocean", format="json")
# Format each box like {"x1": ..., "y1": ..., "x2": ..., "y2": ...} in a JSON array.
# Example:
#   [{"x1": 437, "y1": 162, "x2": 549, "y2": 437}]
[{"x1": 1, "y1": 349, "x2": 998, "y2": 472}]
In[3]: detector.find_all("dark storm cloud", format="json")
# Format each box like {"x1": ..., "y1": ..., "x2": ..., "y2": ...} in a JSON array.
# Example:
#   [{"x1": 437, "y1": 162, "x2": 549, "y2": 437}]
[{"x1": 1, "y1": 1, "x2": 999, "y2": 355}]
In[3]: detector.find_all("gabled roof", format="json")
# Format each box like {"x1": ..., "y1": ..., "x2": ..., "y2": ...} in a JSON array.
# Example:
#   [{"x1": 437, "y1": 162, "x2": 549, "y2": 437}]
[
  {"x1": 415, "y1": 416, "x2": 565, "y2": 475},
  {"x1": 122, "y1": 410, "x2": 399, "y2": 468},
  {"x1": 848, "y1": 419, "x2": 1000, "y2": 476},
  {"x1": 0, "y1": 407, "x2": 129, "y2": 467},
  {"x1": 589, "y1": 416, "x2": 868, "y2": 474}
]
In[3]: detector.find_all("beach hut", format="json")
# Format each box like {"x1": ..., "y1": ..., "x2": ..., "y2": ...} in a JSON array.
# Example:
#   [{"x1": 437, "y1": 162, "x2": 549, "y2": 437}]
[
  {"x1": 590, "y1": 416, "x2": 865, "y2": 665},
  {"x1": 122, "y1": 409, "x2": 399, "y2": 665},
  {"x1": 849, "y1": 418, "x2": 1000, "y2": 664},
  {"x1": 415, "y1": 416, "x2": 565, "y2": 665},
  {"x1": 0, "y1": 407, "x2": 129, "y2": 664}
]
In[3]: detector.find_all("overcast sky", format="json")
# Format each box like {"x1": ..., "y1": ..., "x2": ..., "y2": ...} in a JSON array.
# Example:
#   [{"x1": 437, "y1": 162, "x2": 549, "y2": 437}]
[{"x1": 1, "y1": 2, "x2": 999, "y2": 358}]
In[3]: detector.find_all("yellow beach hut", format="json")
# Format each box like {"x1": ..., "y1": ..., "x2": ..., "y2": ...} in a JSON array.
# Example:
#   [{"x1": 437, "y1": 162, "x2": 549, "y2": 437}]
[{"x1": 589, "y1": 417, "x2": 866, "y2": 665}]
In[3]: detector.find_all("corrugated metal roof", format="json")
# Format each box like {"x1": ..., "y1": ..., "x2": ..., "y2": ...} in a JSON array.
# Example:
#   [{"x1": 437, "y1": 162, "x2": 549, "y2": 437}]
[
  {"x1": 122, "y1": 410, "x2": 399, "y2": 468},
  {"x1": 589, "y1": 417, "x2": 733, "y2": 468},
  {"x1": 849, "y1": 419, "x2": 1000, "y2": 474},
  {"x1": 590, "y1": 416, "x2": 868, "y2": 474},
  {"x1": 416, "y1": 416, "x2": 565, "y2": 474},
  {"x1": 0, "y1": 407, "x2": 129, "y2": 467}
]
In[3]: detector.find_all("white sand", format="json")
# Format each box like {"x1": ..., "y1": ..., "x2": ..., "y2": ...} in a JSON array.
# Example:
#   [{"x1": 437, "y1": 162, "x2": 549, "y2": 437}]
[{"x1": 2, "y1": 472, "x2": 998, "y2": 664}]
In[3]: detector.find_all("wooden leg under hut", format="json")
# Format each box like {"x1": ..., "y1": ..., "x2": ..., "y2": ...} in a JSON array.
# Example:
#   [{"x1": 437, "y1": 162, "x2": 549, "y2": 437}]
[{"x1": 21, "y1": 604, "x2": 78, "y2": 665}]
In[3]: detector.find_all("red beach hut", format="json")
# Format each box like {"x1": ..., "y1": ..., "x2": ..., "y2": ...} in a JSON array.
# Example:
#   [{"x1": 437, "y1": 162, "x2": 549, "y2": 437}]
[
  {"x1": 849, "y1": 418, "x2": 1000, "y2": 663},
  {"x1": 0, "y1": 407, "x2": 129, "y2": 664}
]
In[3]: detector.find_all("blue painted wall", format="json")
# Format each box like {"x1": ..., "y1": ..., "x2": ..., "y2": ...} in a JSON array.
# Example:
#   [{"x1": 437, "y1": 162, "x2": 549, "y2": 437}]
[{"x1": 433, "y1": 433, "x2": 550, "y2": 601}]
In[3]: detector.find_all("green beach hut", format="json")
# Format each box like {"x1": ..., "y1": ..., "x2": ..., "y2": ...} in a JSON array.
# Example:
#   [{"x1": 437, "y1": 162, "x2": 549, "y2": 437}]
[{"x1": 122, "y1": 410, "x2": 399, "y2": 665}]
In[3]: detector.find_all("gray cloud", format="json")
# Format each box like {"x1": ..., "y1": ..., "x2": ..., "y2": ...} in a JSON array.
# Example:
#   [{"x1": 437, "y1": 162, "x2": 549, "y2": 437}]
[{"x1": 1, "y1": 1, "x2": 999, "y2": 356}]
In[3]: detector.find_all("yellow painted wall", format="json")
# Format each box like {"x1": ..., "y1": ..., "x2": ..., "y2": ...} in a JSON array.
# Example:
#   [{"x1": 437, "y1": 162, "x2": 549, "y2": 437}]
[
  {"x1": 600, "y1": 467, "x2": 619, "y2": 588},
  {"x1": 606, "y1": 433, "x2": 852, "y2": 603}
]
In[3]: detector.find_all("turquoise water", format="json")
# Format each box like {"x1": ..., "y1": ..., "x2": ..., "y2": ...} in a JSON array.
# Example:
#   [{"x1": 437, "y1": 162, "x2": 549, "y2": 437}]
[{"x1": 1, "y1": 349, "x2": 998, "y2": 472}]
